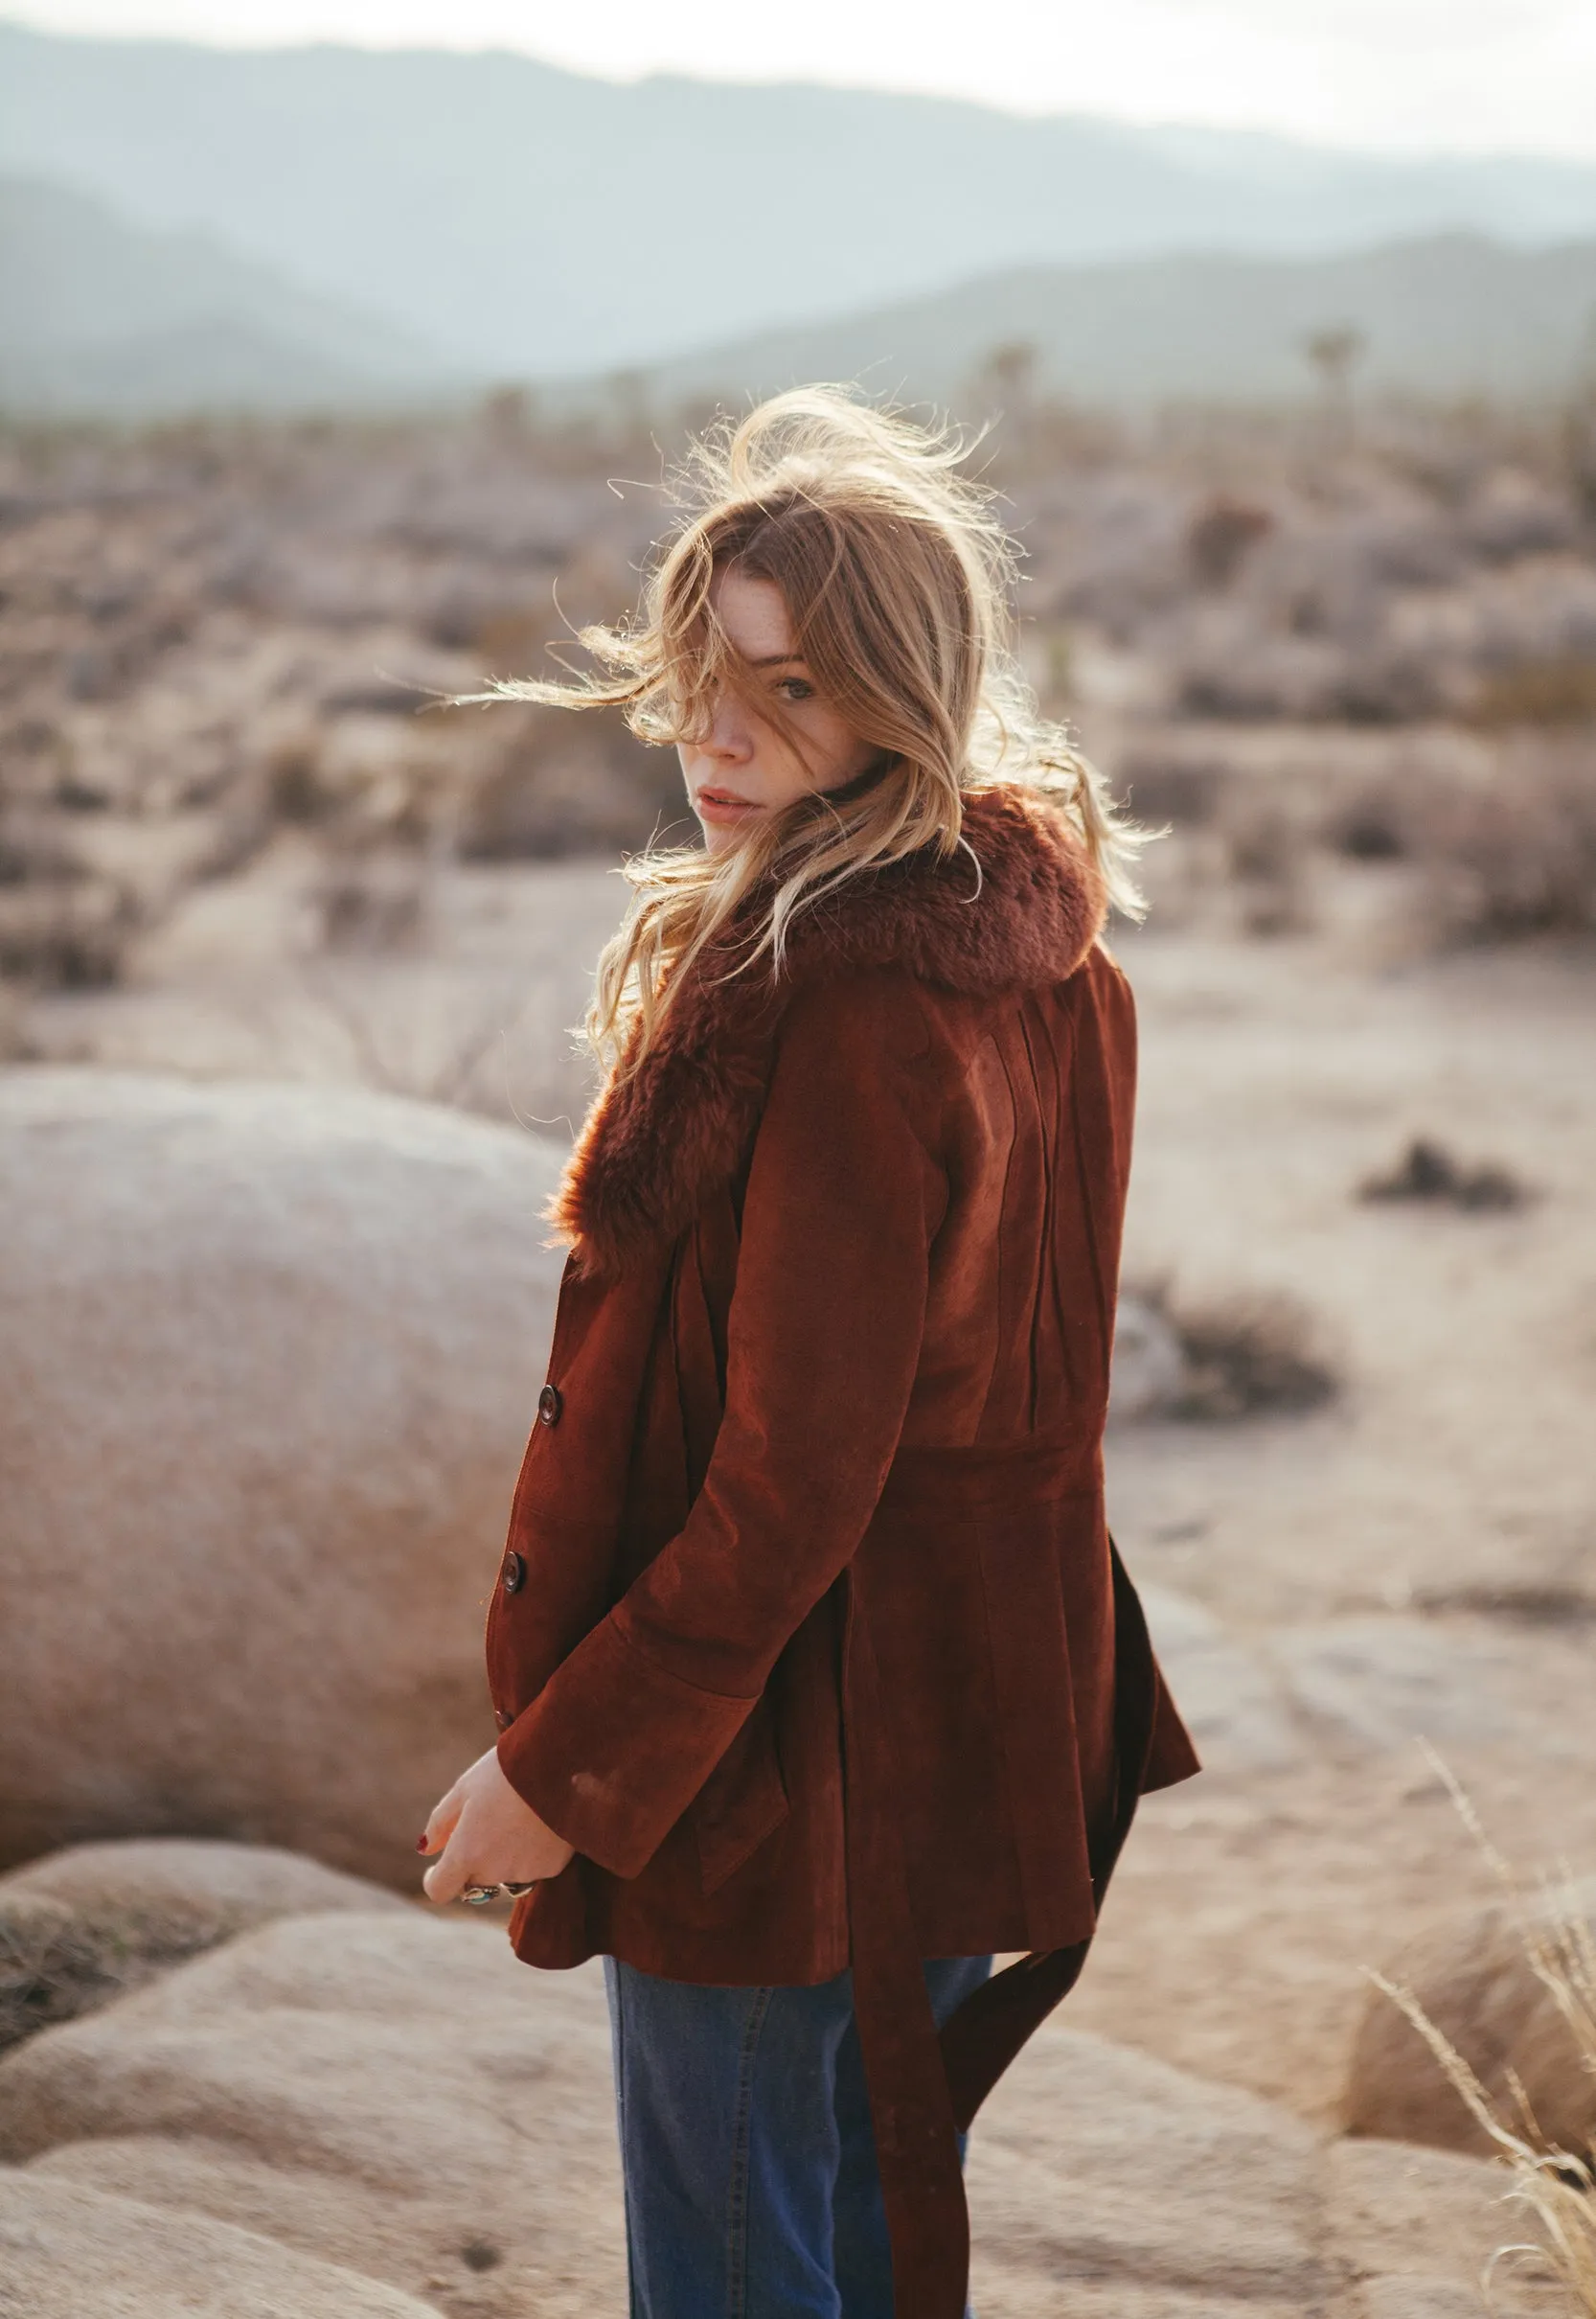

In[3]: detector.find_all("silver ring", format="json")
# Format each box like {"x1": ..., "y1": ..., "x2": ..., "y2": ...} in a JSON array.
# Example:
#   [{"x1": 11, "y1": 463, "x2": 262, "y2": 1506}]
[{"x1": 460, "y1": 1880, "x2": 539, "y2": 1906}]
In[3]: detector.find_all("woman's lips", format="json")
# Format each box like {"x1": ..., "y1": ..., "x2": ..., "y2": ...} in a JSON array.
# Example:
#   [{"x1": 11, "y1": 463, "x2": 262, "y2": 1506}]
[{"x1": 694, "y1": 788, "x2": 761, "y2": 826}]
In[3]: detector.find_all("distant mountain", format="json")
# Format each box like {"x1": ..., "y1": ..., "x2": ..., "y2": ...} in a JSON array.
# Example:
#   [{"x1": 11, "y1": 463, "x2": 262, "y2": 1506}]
[
  {"x1": 642, "y1": 232, "x2": 1596, "y2": 409},
  {"x1": 0, "y1": 175, "x2": 456, "y2": 414},
  {"x1": 7, "y1": 175, "x2": 1592, "y2": 419},
  {"x1": 5, "y1": 19, "x2": 1596, "y2": 381}
]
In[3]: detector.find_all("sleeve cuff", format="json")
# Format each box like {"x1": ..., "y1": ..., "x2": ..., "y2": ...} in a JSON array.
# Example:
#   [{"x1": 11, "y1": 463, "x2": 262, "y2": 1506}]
[{"x1": 495, "y1": 1612, "x2": 758, "y2": 1878}]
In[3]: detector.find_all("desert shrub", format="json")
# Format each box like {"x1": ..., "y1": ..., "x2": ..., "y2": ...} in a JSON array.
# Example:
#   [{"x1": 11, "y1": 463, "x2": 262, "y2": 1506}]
[
  {"x1": 1218, "y1": 795, "x2": 1318, "y2": 936},
  {"x1": 309, "y1": 849, "x2": 427, "y2": 953},
  {"x1": 194, "y1": 791, "x2": 275, "y2": 884},
  {"x1": 1415, "y1": 1579, "x2": 1596, "y2": 1626},
  {"x1": 1187, "y1": 495, "x2": 1273, "y2": 588},
  {"x1": 1417, "y1": 738, "x2": 1596, "y2": 941},
  {"x1": 1327, "y1": 650, "x2": 1447, "y2": 726},
  {"x1": 0, "y1": 977, "x2": 27, "y2": 1061},
  {"x1": 1117, "y1": 747, "x2": 1225, "y2": 828},
  {"x1": 1126, "y1": 1280, "x2": 1338, "y2": 1420},
  {"x1": 1175, "y1": 635, "x2": 1342, "y2": 722},
  {"x1": 318, "y1": 677, "x2": 436, "y2": 719},
  {"x1": 264, "y1": 734, "x2": 328, "y2": 824},
  {"x1": 1323, "y1": 736, "x2": 1596, "y2": 941},
  {"x1": 1176, "y1": 636, "x2": 1446, "y2": 727},
  {"x1": 1333, "y1": 805, "x2": 1408, "y2": 861},
  {"x1": 1171, "y1": 1288, "x2": 1338, "y2": 1418},
  {"x1": 1226, "y1": 807, "x2": 1301, "y2": 884},
  {"x1": 0, "y1": 877, "x2": 134, "y2": 988},
  {"x1": 0, "y1": 816, "x2": 77, "y2": 886},
  {"x1": 1461, "y1": 467, "x2": 1580, "y2": 563},
  {"x1": 1360, "y1": 1136, "x2": 1531, "y2": 1213},
  {"x1": 454, "y1": 700, "x2": 685, "y2": 861},
  {"x1": 474, "y1": 605, "x2": 555, "y2": 673}
]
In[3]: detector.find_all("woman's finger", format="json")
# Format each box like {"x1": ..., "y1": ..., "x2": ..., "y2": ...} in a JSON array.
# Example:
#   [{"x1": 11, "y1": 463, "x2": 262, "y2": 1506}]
[
  {"x1": 419, "y1": 1782, "x2": 465, "y2": 1859},
  {"x1": 421, "y1": 1823, "x2": 471, "y2": 1906}
]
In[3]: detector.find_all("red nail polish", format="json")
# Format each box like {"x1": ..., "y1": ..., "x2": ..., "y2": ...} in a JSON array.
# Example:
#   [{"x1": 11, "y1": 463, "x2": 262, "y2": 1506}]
[{"x1": 416, "y1": 1835, "x2": 430, "y2": 1853}]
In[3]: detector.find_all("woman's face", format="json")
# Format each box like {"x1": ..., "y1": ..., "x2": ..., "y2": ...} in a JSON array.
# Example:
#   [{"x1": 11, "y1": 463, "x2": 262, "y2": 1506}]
[{"x1": 679, "y1": 564, "x2": 881, "y2": 855}]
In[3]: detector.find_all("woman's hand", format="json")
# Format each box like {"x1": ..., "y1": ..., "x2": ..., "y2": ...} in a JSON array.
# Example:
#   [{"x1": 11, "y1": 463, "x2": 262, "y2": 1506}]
[{"x1": 419, "y1": 1745, "x2": 576, "y2": 1904}]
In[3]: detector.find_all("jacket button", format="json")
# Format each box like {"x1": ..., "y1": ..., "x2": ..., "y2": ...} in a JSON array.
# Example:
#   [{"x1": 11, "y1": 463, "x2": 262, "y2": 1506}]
[
  {"x1": 494, "y1": 1707, "x2": 513, "y2": 1731},
  {"x1": 536, "y1": 1383, "x2": 563, "y2": 1427},
  {"x1": 501, "y1": 1550, "x2": 526, "y2": 1596}
]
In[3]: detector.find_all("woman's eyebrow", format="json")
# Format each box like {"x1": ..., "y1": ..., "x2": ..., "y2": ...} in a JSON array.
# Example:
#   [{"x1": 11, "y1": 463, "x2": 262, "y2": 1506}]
[{"x1": 748, "y1": 653, "x2": 808, "y2": 668}]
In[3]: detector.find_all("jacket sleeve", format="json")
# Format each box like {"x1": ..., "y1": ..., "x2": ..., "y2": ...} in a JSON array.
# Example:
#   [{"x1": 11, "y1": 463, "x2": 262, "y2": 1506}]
[{"x1": 495, "y1": 974, "x2": 946, "y2": 1876}]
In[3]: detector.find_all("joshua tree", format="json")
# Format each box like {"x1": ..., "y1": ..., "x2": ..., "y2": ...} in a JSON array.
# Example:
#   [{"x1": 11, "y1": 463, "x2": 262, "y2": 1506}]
[
  {"x1": 1564, "y1": 303, "x2": 1596, "y2": 521},
  {"x1": 1303, "y1": 324, "x2": 1365, "y2": 449},
  {"x1": 969, "y1": 338, "x2": 1038, "y2": 432},
  {"x1": 984, "y1": 339, "x2": 1040, "y2": 404}
]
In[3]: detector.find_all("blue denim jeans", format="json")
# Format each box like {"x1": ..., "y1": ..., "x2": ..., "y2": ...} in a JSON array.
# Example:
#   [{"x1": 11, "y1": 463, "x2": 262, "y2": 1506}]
[{"x1": 604, "y1": 1955, "x2": 992, "y2": 2319}]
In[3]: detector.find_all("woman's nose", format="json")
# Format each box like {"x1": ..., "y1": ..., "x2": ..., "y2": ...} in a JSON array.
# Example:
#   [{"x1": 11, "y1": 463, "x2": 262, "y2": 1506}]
[{"x1": 703, "y1": 698, "x2": 753, "y2": 763}]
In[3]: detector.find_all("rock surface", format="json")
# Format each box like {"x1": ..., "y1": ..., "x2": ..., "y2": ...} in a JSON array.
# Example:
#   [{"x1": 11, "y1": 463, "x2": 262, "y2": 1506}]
[
  {"x1": 0, "y1": 1909, "x2": 628, "y2": 2318},
  {"x1": 1108, "y1": 1293, "x2": 1188, "y2": 1424},
  {"x1": 0, "y1": 1837, "x2": 407, "y2": 2053},
  {"x1": 0, "y1": 1070, "x2": 566, "y2": 1887},
  {"x1": 0, "y1": 2170, "x2": 437, "y2": 2318},
  {"x1": 1138, "y1": 1586, "x2": 1307, "y2": 1772},
  {"x1": 1324, "y1": 2135, "x2": 1555, "y2": 2319},
  {"x1": 1343, "y1": 1878, "x2": 1596, "y2": 2161},
  {"x1": 1271, "y1": 1620, "x2": 1519, "y2": 1756},
  {"x1": 1137, "y1": 1589, "x2": 1522, "y2": 1777},
  {"x1": 0, "y1": 1897, "x2": 1561, "y2": 2317}
]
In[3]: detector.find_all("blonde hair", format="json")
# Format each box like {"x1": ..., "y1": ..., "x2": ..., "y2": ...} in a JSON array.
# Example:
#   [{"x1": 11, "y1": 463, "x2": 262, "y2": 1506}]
[{"x1": 474, "y1": 386, "x2": 1146, "y2": 1070}]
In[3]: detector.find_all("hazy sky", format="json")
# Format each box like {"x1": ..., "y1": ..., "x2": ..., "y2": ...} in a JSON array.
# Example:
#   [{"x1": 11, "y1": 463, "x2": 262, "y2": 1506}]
[{"x1": 10, "y1": 0, "x2": 1596, "y2": 160}]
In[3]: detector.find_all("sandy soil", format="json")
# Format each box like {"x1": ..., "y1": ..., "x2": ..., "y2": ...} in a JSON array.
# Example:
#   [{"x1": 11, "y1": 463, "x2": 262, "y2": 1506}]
[
  {"x1": 18, "y1": 845, "x2": 1596, "y2": 2135},
  {"x1": 1083, "y1": 906, "x2": 1596, "y2": 2123}
]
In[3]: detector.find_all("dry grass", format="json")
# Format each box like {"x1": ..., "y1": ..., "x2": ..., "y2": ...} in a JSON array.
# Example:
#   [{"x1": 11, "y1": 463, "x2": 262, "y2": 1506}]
[
  {"x1": 1373, "y1": 1761, "x2": 1596, "y2": 2314},
  {"x1": 0, "y1": 1894, "x2": 211, "y2": 2053},
  {"x1": 1470, "y1": 663, "x2": 1596, "y2": 730}
]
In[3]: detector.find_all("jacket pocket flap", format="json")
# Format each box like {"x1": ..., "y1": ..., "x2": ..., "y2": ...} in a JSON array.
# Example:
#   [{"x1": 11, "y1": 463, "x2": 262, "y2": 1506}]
[{"x1": 692, "y1": 1706, "x2": 790, "y2": 1895}]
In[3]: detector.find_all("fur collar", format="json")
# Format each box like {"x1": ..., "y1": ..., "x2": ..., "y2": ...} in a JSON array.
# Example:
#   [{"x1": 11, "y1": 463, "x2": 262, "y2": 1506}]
[{"x1": 551, "y1": 785, "x2": 1106, "y2": 1276}]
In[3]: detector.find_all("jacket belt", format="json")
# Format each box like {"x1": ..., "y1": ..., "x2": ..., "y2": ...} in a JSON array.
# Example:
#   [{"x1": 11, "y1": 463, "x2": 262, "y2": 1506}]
[{"x1": 841, "y1": 1540, "x2": 1160, "y2": 2316}]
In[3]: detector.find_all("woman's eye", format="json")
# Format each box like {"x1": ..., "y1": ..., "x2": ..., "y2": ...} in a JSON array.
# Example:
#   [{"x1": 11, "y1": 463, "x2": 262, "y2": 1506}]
[{"x1": 776, "y1": 677, "x2": 815, "y2": 702}]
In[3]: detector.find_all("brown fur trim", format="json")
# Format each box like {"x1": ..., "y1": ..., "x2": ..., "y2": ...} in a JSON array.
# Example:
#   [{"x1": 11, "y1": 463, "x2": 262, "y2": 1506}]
[{"x1": 551, "y1": 786, "x2": 1106, "y2": 1275}]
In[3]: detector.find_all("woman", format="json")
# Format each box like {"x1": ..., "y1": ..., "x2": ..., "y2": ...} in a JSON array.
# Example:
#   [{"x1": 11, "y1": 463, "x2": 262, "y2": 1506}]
[{"x1": 421, "y1": 389, "x2": 1198, "y2": 2319}]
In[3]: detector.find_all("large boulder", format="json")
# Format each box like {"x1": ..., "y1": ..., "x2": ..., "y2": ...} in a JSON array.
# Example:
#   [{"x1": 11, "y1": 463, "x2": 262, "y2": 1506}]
[
  {"x1": 1131, "y1": 1594, "x2": 1522, "y2": 1777},
  {"x1": 0, "y1": 1069, "x2": 566, "y2": 1887},
  {"x1": 0, "y1": 2172, "x2": 436, "y2": 2319},
  {"x1": 1322, "y1": 2135, "x2": 1565, "y2": 2319},
  {"x1": 0, "y1": 1837, "x2": 406, "y2": 2053},
  {"x1": 1343, "y1": 1880, "x2": 1596, "y2": 2161},
  {"x1": 0, "y1": 1892, "x2": 1561, "y2": 2317},
  {"x1": 0, "y1": 1909, "x2": 628, "y2": 2314},
  {"x1": 1137, "y1": 1587, "x2": 1307, "y2": 1774}
]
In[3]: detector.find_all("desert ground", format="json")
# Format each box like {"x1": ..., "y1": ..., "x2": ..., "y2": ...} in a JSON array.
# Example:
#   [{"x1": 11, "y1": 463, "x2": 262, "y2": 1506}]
[
  {"x1": 2, "y1": 392, "x2": 1594, "y2": 2311},
  {"x1": 16, "y1": 787, "x2": 1596, "y2": 2119}
]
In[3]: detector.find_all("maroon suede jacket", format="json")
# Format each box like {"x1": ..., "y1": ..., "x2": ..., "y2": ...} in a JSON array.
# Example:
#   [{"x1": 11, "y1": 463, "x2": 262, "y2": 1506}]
[{"x1": 485, "y1": 783, "x2": 1198, "y2": 2315}]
